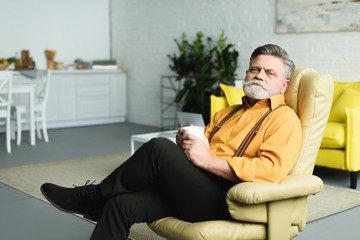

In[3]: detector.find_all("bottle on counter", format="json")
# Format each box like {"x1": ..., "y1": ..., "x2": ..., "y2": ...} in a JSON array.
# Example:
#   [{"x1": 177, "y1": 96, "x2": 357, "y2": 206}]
[{"x1": 14, "y1": 52, "x2": 21, "y2": 70}]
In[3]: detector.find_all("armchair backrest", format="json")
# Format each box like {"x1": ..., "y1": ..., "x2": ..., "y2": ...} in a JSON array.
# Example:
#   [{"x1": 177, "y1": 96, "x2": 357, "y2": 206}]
[{"x1": 285, "y1": 67, "x2": 334, "y2": 176}]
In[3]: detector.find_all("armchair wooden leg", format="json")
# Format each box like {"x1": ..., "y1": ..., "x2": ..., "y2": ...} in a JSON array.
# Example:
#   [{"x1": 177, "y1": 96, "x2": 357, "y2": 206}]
[{"x1": 350, "y1": 172, "x2": 358, "y2": 189}]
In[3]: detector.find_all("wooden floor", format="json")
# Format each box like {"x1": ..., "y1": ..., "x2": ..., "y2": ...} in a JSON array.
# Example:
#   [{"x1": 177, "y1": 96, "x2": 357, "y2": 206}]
[{"x1": 0, "y1": 123, "x2": 359, "y2": 240}]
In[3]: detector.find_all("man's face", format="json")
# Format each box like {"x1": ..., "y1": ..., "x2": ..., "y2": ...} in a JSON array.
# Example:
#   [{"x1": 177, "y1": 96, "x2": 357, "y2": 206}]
[{"x1": 243, "y1": 54, "x2": 290, "y2": 100}]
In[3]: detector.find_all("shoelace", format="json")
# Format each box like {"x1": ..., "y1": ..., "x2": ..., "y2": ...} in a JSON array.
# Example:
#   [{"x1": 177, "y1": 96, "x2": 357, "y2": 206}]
[{"x1": 73, "y1": 180, "x2": 96, "y2": 199}]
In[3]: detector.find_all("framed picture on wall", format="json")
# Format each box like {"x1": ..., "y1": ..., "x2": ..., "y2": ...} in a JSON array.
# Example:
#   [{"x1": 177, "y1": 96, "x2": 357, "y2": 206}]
[{"x1": 276, "y1": 0, "x2": 360, "y2": 33}]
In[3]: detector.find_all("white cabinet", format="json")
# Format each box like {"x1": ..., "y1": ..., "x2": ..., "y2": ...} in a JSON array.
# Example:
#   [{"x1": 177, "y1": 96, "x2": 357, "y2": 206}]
[
  {"x1": 47, "y1": 70, "x2": 127, "y2": 128},
  {"x1": 12, "y1": 70, "x2": 127, "y2": 129},
  {"x1": 110, "y1": 73, "x2": 127, "y2": 117},
  {"x1": 47, "y1": 73, "x2": 77, "y2": 122},
  {"x1": 76, "y1": 74, "x2": 110, "y2": 119}
]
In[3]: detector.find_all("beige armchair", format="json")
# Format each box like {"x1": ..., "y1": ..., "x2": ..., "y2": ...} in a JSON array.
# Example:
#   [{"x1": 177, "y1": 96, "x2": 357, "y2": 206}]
[{"x1": 148, "y1": 67, "x2": 334, "y2": 240}]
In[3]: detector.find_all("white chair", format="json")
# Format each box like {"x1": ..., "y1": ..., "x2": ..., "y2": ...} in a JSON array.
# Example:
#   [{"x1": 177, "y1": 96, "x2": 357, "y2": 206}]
[
  {"x1": 12, "y1": 70, "x2": 50, "y2": 145},
  {"x1": 0, "y1": 71, "x2": 13, "y2": 153}
]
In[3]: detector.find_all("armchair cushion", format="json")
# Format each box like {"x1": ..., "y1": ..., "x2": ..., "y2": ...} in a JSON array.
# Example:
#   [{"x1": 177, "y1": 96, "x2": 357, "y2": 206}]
[
  {"x1": 227, "y1": 175, "x2": 323, "y2": 205},
  {"x1": 320, "y1": 122, "x2": 345, "y2": 148},
  {"x1": 329, "y1": 88, "x2": 360, "y2": 122},
  {"x1": 226, "y1": 175, "x2": 322, "y2": 226},
  {"x1": 149, "y1": 217, "x2": 267, "y2": 240}
]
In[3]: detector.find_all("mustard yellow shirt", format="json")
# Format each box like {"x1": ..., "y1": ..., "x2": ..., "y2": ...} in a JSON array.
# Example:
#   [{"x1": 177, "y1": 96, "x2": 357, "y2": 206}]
[{"x1": 204, "y1": 94, "x2": 302, "y2": 183}]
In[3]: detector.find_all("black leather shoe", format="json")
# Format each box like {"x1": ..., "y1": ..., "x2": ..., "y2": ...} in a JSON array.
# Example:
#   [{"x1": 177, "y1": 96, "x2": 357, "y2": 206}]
[{"x1": 40, "y1": 181, "x2": 102, "y2": 221}]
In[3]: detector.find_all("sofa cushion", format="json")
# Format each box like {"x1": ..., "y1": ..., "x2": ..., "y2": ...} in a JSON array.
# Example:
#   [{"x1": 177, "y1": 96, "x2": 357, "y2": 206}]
[
  {"x1": 332, "y1": 81, "x2": 360, "y2": 106},
  {"x1": 320, "y1": 122, "x2": 345, "y2": 149},
  {"x1": 328, "y1": 88, "x2": 360, "y2": 122},
  {"x1": 219, "y1": 83, "x2": 245, "y2": 106}
]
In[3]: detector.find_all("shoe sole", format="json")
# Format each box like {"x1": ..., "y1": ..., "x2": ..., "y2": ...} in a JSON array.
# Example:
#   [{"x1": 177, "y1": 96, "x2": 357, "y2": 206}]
[{"x1": 40, "y1": 185, "x2": 98, "y2": 222}]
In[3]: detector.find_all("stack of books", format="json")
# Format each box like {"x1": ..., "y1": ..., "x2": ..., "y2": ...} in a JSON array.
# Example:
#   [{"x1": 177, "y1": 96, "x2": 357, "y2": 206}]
[{"x1": 92, "y1": 60, "x2": 118, "y2": 70}]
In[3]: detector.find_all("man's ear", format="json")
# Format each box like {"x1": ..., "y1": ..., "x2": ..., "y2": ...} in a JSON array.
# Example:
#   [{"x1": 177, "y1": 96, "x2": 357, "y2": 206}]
[{"x1": 281, "y1": 79, "x2": 290, "y2": 93}]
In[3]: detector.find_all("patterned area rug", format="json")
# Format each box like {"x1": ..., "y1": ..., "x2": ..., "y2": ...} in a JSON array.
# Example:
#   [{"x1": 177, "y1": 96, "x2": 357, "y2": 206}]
[{"x1": 1, "y1": 153, "x2": 360, "y2": 239}]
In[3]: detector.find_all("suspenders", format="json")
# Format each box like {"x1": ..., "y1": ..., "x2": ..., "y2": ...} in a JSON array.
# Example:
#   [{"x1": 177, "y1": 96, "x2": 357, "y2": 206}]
[
  {"x1": 208, "y1": 105, "x2": 243, "y2": 142},
  {"x1": 208, "y1": 104, "x2": 285, "y2": 157}
]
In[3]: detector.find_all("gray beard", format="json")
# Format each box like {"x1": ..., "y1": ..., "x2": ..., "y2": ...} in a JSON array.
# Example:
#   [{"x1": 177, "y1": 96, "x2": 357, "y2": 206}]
[{"x1": 243, "y1": 84, "x2": 270, "y2": 100}]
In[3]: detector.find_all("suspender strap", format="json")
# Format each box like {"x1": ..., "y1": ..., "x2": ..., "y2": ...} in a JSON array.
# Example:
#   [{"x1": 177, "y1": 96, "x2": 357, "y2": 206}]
[
  {"x1": 208, "y1": 105, "x2": 243, "y2": 142},
  {"x1": 207, "y1": 103, "x2": 285, "y2": 157},
  {"x1": 233, "y1": 104, "x2": 285, "y2": 157}
]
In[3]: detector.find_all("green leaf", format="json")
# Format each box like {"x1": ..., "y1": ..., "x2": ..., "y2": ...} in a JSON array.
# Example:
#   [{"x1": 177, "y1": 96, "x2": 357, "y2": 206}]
[{"x1": 175, "y1": 88, "x2": 187, "y2": 103}]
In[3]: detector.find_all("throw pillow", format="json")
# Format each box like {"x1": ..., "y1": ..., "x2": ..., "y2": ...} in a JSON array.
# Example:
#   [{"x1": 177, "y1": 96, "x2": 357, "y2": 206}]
[
  {"x1": 328, "y1": 88, "x2": 360, "y2": 122},
  {"x1": 332, "y1": 81, "x2": 360, "y2": 105},
  {"x1": 210, "y1": 95, "x2": 228, "y2": 119},
  {"x1": 219, "y1": 83, "x2": 245, "y2": 106}
]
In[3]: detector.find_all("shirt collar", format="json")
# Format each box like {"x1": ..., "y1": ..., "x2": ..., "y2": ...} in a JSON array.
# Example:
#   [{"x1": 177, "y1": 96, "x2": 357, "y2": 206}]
[{"x1": 242, "y1": 94, "x2": 286, "y2": 110}]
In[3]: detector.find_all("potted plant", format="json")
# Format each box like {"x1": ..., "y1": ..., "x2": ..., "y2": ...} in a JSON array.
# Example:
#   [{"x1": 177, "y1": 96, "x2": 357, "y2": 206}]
[{"x1": 167, "y1": 31, "x2": 239, "y2": 124}]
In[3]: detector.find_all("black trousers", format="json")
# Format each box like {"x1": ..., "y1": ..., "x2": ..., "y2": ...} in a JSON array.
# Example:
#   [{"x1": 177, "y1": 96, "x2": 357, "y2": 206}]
[{"x1": 91, "y1": 138, "x2": 234, "y2": 240}]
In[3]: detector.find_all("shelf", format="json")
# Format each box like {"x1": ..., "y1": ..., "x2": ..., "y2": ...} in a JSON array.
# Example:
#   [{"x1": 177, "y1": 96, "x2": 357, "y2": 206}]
[{"x1": 160, "y1": 76, "x2": 184, "y2": 130}]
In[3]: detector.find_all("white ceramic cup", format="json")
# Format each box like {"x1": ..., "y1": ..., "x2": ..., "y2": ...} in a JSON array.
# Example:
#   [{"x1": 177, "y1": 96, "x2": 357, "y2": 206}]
[{"x1": 183, "y1": 126, "x2": 205, "y2": 141}]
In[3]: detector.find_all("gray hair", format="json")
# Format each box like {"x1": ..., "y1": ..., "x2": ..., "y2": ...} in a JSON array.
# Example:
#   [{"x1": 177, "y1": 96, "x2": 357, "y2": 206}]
[{"x1": 249, "y1": 44, "x2": 295, "y2": 80}]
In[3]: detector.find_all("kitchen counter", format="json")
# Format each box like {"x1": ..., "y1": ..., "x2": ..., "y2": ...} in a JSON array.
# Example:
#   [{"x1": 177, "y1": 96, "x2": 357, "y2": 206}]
[{"x1": 12, "y1": 70, "x2": 127, "y2": 129}]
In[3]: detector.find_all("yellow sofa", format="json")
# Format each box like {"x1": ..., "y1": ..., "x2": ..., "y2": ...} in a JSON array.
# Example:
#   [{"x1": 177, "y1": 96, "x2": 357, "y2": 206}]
[
  {"x1": 315, "y1": 81, "x2": 360, "y2": 188},
  {"x1": 149, "y1": 67, "x2": 333, "y2": 240}
]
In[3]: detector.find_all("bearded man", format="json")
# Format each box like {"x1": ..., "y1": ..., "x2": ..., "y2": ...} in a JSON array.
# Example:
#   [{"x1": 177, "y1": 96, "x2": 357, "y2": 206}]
[{"x1": 41, "y1": 44, "x2": 302, "y2": 240}]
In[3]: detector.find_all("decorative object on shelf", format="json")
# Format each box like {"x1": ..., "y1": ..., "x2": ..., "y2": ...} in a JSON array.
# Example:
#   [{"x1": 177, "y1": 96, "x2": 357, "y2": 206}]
[
  {"x1": 14, "y1": 53, "x2": 21, "y2": 70},
  {"x1": 65, "y1": 64, "x2": 75, "y2": 70},
  {"x1": 18, "y1": 50, "x2": 36, "y2": 70},
  {"x1": 0, "y1": 64, "x2": 9, "y2": 70},
  {"x1": 74, "y1": 58, "x2": 89, "y2": 69},
  {"x1": 0, "y1": 57, "x2": 16, "y2": 70},
  {"x1": 54, "y1": 62, "x2": 64, "y2": 70},
  {"x1": 0, "y1": 62, "x2": 9, "y2": 71},
  {"x1": 45, "y1": 50, "x2": 57, "y2": 70},
  {"x1": 167, "y1": 31, "x2": 239, "y2": 124},
  {"x1": 21, "y1": 50, "x2": 30, "y2": 69}
]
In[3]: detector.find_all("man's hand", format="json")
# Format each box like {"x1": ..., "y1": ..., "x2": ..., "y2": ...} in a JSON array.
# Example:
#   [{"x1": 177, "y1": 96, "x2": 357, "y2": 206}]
[
  {"x1": 177, "y1": 127, "x2": 211, "y2": 168},
  {"x1": 176, "y1": 128, "x2": 184, "y2": 147},
  {"x1": 176, "y1": 127, "x2": 240, "y2": 183},
  {"x1": 181, "y1": 134, "x2": 211, "y2": 168}
]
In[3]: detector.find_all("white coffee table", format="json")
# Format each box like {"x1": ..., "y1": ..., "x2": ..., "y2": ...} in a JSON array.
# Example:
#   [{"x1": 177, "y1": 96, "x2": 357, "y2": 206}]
[{"x1": 130, "y1": 130, "x2": 177, "y2": 154}]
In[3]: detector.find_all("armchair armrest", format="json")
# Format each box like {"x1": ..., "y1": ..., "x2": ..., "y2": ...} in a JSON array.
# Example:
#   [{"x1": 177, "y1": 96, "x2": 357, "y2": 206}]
[
  {"x1": 345, "y1": 107, "x2": 360, "y2": 171},
  {"x1": 227, "y1": 175, "x2": 323, "y2": 204}
]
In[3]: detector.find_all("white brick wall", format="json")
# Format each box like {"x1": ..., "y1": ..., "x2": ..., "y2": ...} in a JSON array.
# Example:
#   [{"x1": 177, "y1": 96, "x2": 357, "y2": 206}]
[{"x1": 110, "y1": 0, "x2": 360, "y2": 127}]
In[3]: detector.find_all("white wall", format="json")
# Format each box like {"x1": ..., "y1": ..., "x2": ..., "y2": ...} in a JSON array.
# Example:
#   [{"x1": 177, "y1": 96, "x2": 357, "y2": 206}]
[
  {"x1": 110, "y1": 0, "x2": 360, "y2": 127},
  {"x1": 2, "y1": 0, "x2": 359, "y2": 128},
  {"x1": 0, "y1": 0, "x2": 110, "y2": 69}
]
